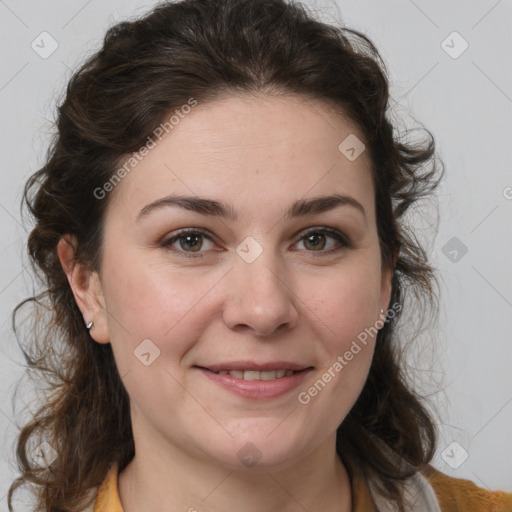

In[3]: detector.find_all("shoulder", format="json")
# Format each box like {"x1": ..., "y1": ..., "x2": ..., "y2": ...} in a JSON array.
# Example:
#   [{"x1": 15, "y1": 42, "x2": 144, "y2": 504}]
[
  {"x1": 77, "y1": 463, "x2": 120, "y2": 512},
  {"x1": 81, "y1": 503, "x2": 95, "y2": 512},
  {"x1": 422, "y1": 465, "x2": 512, "y2": 512},
  {"x1": 77, "y1": 485, "x2": 102, "y2": 512}
]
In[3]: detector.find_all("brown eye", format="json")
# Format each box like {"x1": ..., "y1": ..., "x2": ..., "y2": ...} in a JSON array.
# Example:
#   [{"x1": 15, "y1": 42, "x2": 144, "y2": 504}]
[
  {"x1": 303, "y1": 232, "x2": 327, "y2": 250},
  {"x1": 179, "y1": 233, "x2": 203, "y2": 252},
  {"x1": 294, "y1": 228, "x2": 351, "y2": 254},
  {"x1": 162, "y1": 229, "x2": 216, "y2": 256}
]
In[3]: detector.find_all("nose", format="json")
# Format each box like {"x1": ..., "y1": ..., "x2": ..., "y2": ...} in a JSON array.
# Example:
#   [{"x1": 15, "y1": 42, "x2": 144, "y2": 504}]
[{"x1": 222, "y1": 256, "x2": 300, "y2": 337}]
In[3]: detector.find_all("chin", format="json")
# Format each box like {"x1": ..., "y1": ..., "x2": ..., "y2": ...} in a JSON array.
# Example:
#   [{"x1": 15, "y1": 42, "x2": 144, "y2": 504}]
[{"x1": 199, "y1": 427, "x2": 310, "y2": 472}]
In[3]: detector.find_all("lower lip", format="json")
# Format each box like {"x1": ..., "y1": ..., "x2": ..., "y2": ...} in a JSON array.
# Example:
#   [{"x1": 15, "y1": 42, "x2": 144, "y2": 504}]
[{"x1": 197, "y1": 367, "x2": 312, "y2": 400}]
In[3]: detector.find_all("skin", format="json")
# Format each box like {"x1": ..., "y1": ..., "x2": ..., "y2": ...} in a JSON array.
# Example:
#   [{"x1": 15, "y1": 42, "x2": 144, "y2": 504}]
[{"x1": 58, "y1": 92, "x2": 393, "y2": 512}]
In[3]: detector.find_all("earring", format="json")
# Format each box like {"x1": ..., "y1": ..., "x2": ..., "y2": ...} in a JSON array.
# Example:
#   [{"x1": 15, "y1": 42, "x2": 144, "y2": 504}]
[{"x1": 86, "y1": 321, "x2": 94, "y2": 331}]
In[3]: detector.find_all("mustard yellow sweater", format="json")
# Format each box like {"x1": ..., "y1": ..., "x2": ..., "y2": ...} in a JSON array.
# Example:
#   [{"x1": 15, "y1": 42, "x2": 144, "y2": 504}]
[{"x1": 93, "y1": 462, "x2": 512, "y2": 511}]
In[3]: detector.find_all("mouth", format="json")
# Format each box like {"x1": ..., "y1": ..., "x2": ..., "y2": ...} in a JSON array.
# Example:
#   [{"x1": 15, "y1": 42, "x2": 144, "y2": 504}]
[
  {"x1": 195, "y1": 362, "x2": 313, "y2": 400},
  {"x1": 197, "y1": 361, "x2": 311, "y2": 379},
  {"x1": 205, "y1": 368, "x2": 301, "y2": 380}
]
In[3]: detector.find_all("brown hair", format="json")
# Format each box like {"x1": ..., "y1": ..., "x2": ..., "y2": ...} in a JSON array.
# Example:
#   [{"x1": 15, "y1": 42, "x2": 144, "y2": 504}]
[{"x1": 9, "y1": 0, "x2": 443, "y2": 510}]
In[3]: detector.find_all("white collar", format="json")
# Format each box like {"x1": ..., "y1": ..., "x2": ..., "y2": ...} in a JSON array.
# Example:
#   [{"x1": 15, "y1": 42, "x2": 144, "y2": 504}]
[{"x1": 369, "y1": 471, "x2": 442, "y2": 511}]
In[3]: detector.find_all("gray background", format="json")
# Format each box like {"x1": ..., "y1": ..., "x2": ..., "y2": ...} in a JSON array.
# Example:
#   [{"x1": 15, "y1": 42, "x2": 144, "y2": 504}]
[{"x1": 0, "y1": 0, "x2": 511, "y2": 507}]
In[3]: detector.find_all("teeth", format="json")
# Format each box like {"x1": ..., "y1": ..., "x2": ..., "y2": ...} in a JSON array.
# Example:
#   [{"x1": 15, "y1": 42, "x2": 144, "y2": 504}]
[
  {"x1": 214, "y1": 369, "x2": 298, "y2": 380},
  {"x1": 261, "y1": 370, "x2": 284, "y2": 380},
  {"x1": 244, "y1": 371, "x2": 261, "y2": 381}
]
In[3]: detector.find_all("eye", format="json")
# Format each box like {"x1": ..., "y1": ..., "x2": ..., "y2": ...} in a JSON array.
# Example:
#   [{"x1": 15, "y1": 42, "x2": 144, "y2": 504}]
[
  {"x1": 162, "y1": 228, "x2": 216, "y2": 256},
  {"x1": 293, "y1": 227, "x2": 351, "y2": 254},
  {"x1": 161, "y1": 226, "x2": 351, "y2": 258}
]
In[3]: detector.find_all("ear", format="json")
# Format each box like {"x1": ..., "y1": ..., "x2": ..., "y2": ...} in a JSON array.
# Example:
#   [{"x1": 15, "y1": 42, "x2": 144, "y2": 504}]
[
  {"x1": 57, "y1": 235, "x2": 110, "y2": 344},
  {"x1": 379, "y1": 244, "x2": 399, "y2": 321},
  {"x1": 379, "y1": 264, "x2": 394, "y2": 317}
]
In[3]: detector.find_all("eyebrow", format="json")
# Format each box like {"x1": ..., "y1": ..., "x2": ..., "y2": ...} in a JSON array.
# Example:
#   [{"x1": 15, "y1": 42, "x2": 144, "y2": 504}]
[{"x1": 136, "y1": 193, "x2": 366, "y2": 223}]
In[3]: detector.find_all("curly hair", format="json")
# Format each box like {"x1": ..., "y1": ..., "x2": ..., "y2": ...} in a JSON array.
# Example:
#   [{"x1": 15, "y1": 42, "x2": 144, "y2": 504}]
[{"x1": 8, "y1": 0, "x2": 444, "y2": 510}]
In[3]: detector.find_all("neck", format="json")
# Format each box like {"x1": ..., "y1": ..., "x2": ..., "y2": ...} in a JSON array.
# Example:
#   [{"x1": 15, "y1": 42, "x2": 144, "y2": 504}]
[{"x1": 118, "y1": 434, "x2": 352, "y2": 512}]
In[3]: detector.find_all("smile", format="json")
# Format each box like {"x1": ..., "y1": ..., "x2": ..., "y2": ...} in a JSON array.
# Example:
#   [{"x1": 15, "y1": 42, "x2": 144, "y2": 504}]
[
  {"x1": 211, "y1": 369, "x2": 297, "y2": 380},
  {"x1": 196, "y1": 365, "x2": 313, "y2": 400}
]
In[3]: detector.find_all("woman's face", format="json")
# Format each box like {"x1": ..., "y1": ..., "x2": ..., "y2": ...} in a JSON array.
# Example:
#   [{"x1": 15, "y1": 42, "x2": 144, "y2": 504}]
[{"x1": 88, "y1": 93, "x2": 392, "y2": 470}]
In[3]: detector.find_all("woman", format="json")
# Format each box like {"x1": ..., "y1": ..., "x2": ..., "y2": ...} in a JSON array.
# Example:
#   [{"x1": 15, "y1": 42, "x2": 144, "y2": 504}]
[{"x1": 8, "y1": 0, "x2": 511, "y2": 511}]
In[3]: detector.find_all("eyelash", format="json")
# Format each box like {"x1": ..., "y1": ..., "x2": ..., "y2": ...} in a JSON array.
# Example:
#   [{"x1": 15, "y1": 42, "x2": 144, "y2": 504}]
[{"x1": 161, "y1": 227, "x2": 352, "y2": 259}]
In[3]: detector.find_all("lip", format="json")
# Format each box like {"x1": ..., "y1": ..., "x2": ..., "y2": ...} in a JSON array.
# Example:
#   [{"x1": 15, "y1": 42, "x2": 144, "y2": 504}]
[
  {"x1": 196, "y1": 364, "x2": 313, "y2": 400},
  {"x1": 201, "y1": 361, "x2": 310, "y2": 372}
]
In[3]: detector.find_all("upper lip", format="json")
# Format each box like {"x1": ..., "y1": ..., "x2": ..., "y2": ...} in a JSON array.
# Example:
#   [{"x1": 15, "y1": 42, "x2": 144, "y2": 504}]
[{"x1": 198, "y1": 361, "x2": 312, "y2": 372}]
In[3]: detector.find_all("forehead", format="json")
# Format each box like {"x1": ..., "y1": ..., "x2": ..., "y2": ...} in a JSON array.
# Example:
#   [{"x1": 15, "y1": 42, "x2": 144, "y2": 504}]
[{"x1": 106, "y1": 93, "x2": 375, "y2": 225}]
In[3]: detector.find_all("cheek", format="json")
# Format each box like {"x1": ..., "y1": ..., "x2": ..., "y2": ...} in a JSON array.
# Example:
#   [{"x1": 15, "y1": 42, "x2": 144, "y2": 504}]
[
  {"x1": 303, "y1": 260, "x2": 382, "y2": 349},
  {"x1": 100, "y1": 246, "x2": 228, "y2": 368},
  {"x1": 100, "y1": 252, "x2": 224, "y2": 420},
  {"x1": 294, "y1": 268, "x2": 381, "y2": 431}
]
